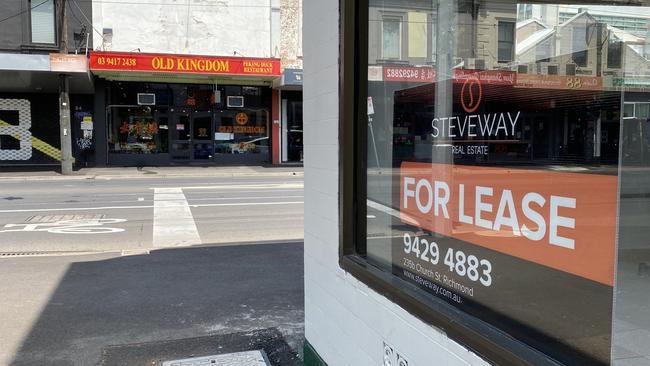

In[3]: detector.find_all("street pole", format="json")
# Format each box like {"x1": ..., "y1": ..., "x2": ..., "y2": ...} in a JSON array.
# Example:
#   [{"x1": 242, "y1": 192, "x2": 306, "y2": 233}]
[{"x1": 57, "y1": 0, "x2": 73, "y2": 174}]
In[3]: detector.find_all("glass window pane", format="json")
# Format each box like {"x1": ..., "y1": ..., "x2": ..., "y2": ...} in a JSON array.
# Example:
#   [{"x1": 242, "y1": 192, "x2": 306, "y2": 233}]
[
  {"x1": 108, "y1": 106, "x2": 168, "y2": 154},
  {"x1": 382, "y1": 18, "x2": 401, "y2": 59},
  {"x1": 364, "y1": 1, "x2": 650, "y2": 364},
  {"x1": 31, "y1": 0, "x2": 55, "y2": 44}
]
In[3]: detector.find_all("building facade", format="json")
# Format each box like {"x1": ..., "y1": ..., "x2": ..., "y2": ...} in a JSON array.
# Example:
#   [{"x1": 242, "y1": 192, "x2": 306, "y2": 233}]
[
  {"x1": 0, "y1": 0, "x2": 303, "y2": 168},
  {"x1": 90, "y1": 0, "x2": 303, "y2": 166},
  {"x1": 304, "y1": 0, "x2": 650, "y2": 365},
  {"x1": 0, "y1": 0, "x2": 94, "y2": 167}
]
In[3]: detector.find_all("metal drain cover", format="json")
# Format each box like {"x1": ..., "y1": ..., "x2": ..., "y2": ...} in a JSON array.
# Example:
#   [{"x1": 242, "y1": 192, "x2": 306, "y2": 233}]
[{"x1": 161, "y1": 350, "x2": 270, "y2": 366}]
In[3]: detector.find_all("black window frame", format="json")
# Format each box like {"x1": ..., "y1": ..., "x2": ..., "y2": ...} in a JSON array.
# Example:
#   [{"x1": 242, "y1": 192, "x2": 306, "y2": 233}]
[
  {"x1": 29, "y1": 0, "x2": 58, "y2": 45},
  {"x1": 497, "y1": 20, "x2": 515, "y2": 63},
  {"x1": 338, "y1": 1, "x2": 570, "y2": 365}
]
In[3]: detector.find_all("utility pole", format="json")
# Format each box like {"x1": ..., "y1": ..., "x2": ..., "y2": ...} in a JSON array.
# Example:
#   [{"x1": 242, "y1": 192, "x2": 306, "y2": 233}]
[{"x1": 57, "y1": 0, "x2": 73, "y2": 174}]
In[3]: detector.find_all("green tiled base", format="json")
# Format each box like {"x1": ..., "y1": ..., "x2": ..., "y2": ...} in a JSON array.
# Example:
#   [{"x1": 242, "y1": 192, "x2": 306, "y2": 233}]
[{"x1": 304, "y1": 340, "x2": 328, "y2": 366}]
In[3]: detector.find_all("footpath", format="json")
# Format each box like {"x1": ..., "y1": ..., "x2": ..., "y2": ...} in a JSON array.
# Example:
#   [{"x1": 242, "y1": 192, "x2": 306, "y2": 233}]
[{"x1": 0, "y1": 165, "x2": 303, "y2": 181}]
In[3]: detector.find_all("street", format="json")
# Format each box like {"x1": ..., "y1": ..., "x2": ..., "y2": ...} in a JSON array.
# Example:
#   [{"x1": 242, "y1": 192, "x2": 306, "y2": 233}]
[
  {"x1": 0, "y1": 173, "x2": 305, "y2": 366},
  {"x1": 0, "y1": 175, "x2": 304, "y2": 252}
]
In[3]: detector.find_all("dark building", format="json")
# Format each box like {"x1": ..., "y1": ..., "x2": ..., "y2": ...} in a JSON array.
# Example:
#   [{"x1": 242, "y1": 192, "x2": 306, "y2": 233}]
[{"x1": 0, "y1": 0, "x2": 94, "y2": 167}]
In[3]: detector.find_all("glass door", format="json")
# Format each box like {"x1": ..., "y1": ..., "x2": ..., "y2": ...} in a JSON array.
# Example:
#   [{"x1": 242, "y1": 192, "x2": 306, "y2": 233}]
[
  {"x1": 191, "y1": 111, "x2": 214, "y2": 160},
  {"x1": 170, "y1": 110, "x2": 191, "y2": 161}
]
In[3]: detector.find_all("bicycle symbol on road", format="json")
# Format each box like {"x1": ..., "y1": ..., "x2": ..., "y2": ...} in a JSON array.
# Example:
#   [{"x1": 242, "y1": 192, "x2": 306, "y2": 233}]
[{"x1": 0, "y1": 218, "x2": 127, "y2": 234}]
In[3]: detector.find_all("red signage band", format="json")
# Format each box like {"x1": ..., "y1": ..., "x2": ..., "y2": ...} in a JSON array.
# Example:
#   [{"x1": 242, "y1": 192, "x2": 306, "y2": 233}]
[
  {"x1": 89, "y1": 51, "x2": 281, "y2": 76},
  {"x1": 400, "y1": 162, "x2": 618, "y2": 286}
]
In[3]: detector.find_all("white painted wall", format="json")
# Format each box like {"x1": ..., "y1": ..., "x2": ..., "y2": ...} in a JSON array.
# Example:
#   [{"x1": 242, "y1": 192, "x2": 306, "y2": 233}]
[
  {"x1": 93, "y1": 0, "x2": 274, "y2": 57},
  {"x1": 302, "y1": 0, "x2": 491, "y2": 365}
]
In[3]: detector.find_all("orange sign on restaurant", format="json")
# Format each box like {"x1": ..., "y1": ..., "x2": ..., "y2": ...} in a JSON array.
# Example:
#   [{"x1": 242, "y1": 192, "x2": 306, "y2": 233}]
[
  {"x1": 516, "y1": 74, "x2": 602, "y2": 91},
  {"x1": 89, "y1": 51, "x2": 281, "y2": 76}
]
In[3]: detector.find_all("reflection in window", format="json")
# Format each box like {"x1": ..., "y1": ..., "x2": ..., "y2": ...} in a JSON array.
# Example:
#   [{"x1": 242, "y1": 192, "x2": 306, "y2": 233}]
[
  {"x1": 363, "y1": 1, "x2": 650, "y2": 365},
  {"x1": 382, "y1": 17, "x2": 401, "y2": 59},
  {"x1": 607, "y1": 36, "x2": 622, "y2": 69},
  {"x1": 572, "y1": 25, "x2": 588, "y2": 67},
  {"x1": 498, "y1": 21, "x2": 515, "y2": 62},
  {"x1": 108, "y1": 107, "x2": 168, "y2": 154}
]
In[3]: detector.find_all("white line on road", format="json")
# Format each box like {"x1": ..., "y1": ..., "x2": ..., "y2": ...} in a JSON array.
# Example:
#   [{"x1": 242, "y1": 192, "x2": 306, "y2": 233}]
[
  {"x1": 153, "y1": 187, "x2": 201, "y2": 247},
  {"x1": 0, "y1": 201, "x2": 304, "y2": 213},
  {"x1": 176, "y1": 183, "x2": 304, "y2": 190}
]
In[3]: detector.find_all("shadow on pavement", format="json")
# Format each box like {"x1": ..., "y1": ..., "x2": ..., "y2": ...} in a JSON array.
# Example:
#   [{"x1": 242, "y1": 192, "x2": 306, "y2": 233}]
[{"x1": 9, "y1": 242, "x2": 304, "y2": 366}]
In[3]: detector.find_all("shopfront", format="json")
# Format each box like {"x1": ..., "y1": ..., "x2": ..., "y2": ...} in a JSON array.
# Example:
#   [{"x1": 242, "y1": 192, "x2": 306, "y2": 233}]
[
  {"x1": 0, "y1": 53, "x2": 94, "y2": 168},
  {"x1": 90, "y1": 52, "x2": 280, "y2": 166},
  {"x1": 304, "y1": 0, "x2": 650, "y2": 366}
]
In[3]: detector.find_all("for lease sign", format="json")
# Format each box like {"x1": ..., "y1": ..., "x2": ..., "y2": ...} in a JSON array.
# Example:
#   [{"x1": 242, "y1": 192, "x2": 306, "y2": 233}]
[{"x1": 399, "y1": 162, "x2": 617, "y2": 285}]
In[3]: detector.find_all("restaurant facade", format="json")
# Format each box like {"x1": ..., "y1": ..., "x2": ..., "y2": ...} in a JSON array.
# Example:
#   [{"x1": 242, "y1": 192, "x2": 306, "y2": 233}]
[{"x1": 89, "y1": 51, "x2": 282, "y2": 166}]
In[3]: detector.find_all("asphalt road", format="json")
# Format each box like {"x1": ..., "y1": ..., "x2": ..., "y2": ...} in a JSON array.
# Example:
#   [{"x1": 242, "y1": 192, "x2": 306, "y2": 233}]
[
  {"x1": 0, "y1": 175, "x2": 304, "y2": 253},
  {"x1": 0, "y1": 244, "x2": 304, "y2": 366},
  {"x1": 0, "y1": 174, "x2": 305, "y2": 365}
]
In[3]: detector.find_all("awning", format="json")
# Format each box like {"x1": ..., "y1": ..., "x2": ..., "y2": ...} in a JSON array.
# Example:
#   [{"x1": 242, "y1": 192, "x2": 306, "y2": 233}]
[
  {"x1": 273, "y1": 68, "x2": 303, "y2": 90},
  {"x1": 0, "y1": 53, "x2": 93, "y2": 94}
]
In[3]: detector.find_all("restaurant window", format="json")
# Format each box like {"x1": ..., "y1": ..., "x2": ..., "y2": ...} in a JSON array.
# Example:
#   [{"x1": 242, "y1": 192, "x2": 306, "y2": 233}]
[
  {"x1": 30, "y1": 0, "x2": 56, "y2": 44},
  {"x1": 381, "y1": 16, "x2": 402, "y2": 60},
  {"x1": 497, "y1": 21, "x2": 515, "y2": 62},
  {"x1": 108, "y1": 106, "x2": 169, "y2": 154},
  {"x1": 342, "y1": 1, "x2": 650, "y2": 365}
]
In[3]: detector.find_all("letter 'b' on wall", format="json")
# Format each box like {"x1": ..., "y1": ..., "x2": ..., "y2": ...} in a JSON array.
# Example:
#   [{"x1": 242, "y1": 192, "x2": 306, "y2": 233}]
[{"x1": 0, "y1": 99, "x2": 33, "y2": 161}]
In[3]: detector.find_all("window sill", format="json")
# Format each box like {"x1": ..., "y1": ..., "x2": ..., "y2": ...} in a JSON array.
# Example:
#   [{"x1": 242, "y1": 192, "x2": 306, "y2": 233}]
[
  {"x1": 339, "y1": 254, "x2": 563, "y2": 366},
  {"x1": 21, "y1": 44, "x2": 60, "y2": 53}
]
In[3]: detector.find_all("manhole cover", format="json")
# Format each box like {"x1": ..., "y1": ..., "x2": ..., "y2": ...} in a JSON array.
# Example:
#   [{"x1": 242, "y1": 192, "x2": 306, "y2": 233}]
[{"x1": 161, "y1": 350, "x2": 270, "y2": 366}]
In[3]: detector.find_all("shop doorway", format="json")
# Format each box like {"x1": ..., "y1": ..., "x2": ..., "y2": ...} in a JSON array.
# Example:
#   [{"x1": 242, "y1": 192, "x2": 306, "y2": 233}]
[
  {"x1": 281, "y1": 91, "x2": 303, "y2": 163},
  {"x1": 170, "y1": 109, "x2": 214, "y2": 162}
]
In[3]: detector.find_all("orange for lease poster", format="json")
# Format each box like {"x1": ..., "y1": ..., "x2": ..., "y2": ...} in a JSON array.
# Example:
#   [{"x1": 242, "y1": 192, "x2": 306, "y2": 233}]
[{"x1": 399, "y1": 162, "x2": 618, "y2": 286}]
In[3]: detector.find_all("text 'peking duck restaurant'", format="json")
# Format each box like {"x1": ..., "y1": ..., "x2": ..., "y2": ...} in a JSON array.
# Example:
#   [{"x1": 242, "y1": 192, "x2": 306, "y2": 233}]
[{"x1": 89, "y1": 51, "x2": 281, "y2": 166}]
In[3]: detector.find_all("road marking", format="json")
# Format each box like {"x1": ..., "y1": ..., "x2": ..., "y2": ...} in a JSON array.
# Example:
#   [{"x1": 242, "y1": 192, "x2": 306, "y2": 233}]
[
  {"x1": 367, "y1": 199, "x2": 401, "y2": 219},
  {"x1": 0, "y1": 218, "x2": 126, "y2": 234},
  {"x1": 176, "y1": 183, "x2": 304, "y2": 190},
  {"x1": 153, "y1": 187, "x2": 201, "y2": 247},
  {"x1": 0, "y1": 201, "x2": 304, "y2": 213}
]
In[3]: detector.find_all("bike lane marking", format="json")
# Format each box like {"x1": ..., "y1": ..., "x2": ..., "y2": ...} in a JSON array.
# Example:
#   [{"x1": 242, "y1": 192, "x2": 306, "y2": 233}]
[{"x1": 152, "y1": 187, "x2": 201, "y2": 247}]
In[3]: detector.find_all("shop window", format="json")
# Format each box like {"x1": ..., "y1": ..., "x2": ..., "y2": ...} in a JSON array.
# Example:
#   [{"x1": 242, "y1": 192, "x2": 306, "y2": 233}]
[
  {"x1": 108, "y1": 106, "x2": 169, "y2": 154},
  {"x1": 341, "y1": 1, "x2": 650, "y2": 365},
  {"x1": 30, "y1": 0, "x2": 56, "y2": 44}
]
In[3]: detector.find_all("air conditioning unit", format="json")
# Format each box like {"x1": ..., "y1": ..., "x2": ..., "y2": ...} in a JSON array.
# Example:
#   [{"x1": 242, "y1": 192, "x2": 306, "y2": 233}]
[
  {"x1": 566, "y1": 63, "x2": 577, "y2": 75},
  {"x1": 227, "y1": 96, "x2": 244, "y2": 108},
  {"x1": 137, "y1": 93, "x2": 155, "y2": 106},
  {"x1": 464, "y1": 58, "x2": 486, "y2": 70},
  {"x1": 539, "y1": 62, "x2": 560, "y2": 75}
]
